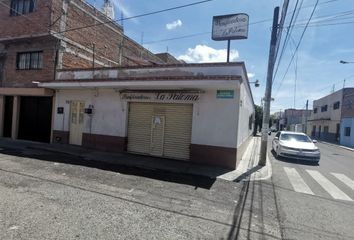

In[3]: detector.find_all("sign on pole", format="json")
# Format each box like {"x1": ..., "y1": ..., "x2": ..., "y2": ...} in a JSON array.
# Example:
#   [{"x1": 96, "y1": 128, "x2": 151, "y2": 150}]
[{"x1": 212, "y1": 13, "x2": 249, "y2": 41}]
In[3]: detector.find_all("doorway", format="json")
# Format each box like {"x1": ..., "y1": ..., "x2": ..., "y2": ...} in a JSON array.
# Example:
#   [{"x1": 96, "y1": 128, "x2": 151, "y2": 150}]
[
  {"x1": 69, "y1": 101, "x2": 85, "y2": 145},
  {"x1": 3, "y1": 96, "x2": 13, "y2": 138}
]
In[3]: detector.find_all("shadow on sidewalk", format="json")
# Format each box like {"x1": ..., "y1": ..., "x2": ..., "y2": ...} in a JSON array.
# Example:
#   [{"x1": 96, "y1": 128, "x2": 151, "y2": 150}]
[
  {"x1": 0, "y1": 147, "x2": 216, "y2": 190},
  {"x1": 233, "y1": 165, "x2": 263, "y2": 182}
]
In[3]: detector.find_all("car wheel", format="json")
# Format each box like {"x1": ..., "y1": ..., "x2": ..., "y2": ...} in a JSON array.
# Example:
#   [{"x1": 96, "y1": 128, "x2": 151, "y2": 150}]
[{"x1": 275, "y1": 147, "x2": 280, "y2": 159}]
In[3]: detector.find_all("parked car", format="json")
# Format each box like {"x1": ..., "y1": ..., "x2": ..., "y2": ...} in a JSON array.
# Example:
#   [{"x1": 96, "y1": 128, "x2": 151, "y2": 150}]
[{"x1": 272, "y1": 131, "x2": 320, "y2": 163}]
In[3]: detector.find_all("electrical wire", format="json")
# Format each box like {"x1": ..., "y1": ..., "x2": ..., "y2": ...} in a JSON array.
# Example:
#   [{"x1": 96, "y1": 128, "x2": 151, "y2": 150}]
[
  {"x1": 54, "y1": 0, "x2": 214, "y2": 34},
  {"x1": 274, "y1": 0, "x2": 320, "y2": 98}
]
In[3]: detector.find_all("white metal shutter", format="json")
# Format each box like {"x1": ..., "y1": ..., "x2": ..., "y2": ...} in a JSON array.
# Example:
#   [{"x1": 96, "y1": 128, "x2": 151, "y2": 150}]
[
  {"x1": 127, "y1": 102, "x2": 153, "y2": 154},
  {"x1": 162, "y1": 104, "x2": 193, "y2": 160},
  {"x1": 127, "y1": 102, "x2": 193, "y2": 160}
]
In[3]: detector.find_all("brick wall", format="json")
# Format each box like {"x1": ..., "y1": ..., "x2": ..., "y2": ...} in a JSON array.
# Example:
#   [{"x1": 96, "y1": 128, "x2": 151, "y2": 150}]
[
  {"x1": 0, "y1": 0, "x2": 50, "y2": 40},
  {"x1": 51, "y1": 0, "x2": 163, "y2": 68},
  {"x1": 1, "y1": 36, "x2": 57, "y2": 87}
]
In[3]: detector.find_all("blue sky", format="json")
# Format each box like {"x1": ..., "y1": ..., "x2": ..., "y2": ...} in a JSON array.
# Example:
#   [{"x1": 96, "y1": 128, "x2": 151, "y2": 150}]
[{"x1": 88, "y1": 0, "x2": 354, "y2": 112}]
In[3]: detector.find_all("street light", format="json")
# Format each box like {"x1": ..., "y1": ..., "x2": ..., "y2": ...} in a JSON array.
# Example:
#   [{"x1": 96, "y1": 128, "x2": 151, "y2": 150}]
[
  {"x1": 249, "y1": 79, "x2": 260, "y2": 87},
  {"x1": 340, "y1": 60, "x2": 354, "y2": 64}
]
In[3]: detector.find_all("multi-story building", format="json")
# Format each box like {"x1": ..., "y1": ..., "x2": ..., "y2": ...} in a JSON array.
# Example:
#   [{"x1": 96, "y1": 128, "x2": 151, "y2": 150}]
[
  {"x1": 340, "y1": 88, "x2": 354, "y2": 148},
  {"x1": 282, "y1": 108, "x2": 311, "y2": 132},
  {"x1": 307, "y1": 88, "x2": 354, "y2": 143},
  {"x1": 0, "y1": 0, "x2": 166, "y2": 143}
]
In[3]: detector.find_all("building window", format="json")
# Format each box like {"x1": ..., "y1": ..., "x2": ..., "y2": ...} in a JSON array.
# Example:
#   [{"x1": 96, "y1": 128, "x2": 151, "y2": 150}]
[
  {"x1": 10, "y1": 0, "x2": 36, "y2": 16},
  {"x1": 313, "y1": 108, "x2": 318, "y2": 114},
  {"x1": 333, "y1": 101, "x2": 340, "y2": 110},
  {"x1": 345, "y1": 127, "x2": 351, "y2": 137},
  {"x1": 16, "y1": 51, "x2": 43, "y2": 70},
  {"x1": 324, "y1": 126, "x2": 329, "y2": 133},
  {"x1": 321, "y1": 105, "x2": 328, "y2": 112}
]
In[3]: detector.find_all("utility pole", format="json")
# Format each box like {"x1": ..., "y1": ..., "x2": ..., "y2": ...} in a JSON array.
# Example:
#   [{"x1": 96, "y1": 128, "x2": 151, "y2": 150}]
[
  {"x1": 259, "y1": 7, "x2": 280, "y2": 166},
  {"x1": 305, "y1": 100, "x2": 309, "y2": 134}
]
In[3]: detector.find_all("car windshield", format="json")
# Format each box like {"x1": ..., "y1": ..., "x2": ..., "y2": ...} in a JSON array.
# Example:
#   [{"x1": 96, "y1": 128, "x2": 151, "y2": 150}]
[{"x1": 280, "y1": 133, "x2": 312, "y2": 143}]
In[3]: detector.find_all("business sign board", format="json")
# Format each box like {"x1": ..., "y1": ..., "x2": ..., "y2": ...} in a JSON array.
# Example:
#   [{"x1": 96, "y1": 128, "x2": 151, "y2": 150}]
[
  {"x1": 212, "y1": 13, "x2": 249, "y2": 41},
  {"x1": 216, "y1": 90, "x2": 234, "y2": 99}
]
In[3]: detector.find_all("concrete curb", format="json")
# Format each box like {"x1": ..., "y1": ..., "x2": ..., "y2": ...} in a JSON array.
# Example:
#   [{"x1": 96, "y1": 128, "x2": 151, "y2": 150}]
[
  {"x1": 218, "y1": 137, "x2": 272, "y2": 182},
  {"x1": 318, "y1": 141, "x2": 354, "y2": 152}
]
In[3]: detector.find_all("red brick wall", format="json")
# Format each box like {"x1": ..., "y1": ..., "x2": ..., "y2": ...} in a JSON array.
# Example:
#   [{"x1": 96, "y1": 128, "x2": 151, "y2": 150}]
[
  {"x1": 50, "y1": 0, "x2": 163, "y2": 68},
  {"x1": 0, "y1": 0, "x2": 51, "y2": 40},
  {"x1": 2, "y1": 36, "x2": 57, "y2": 87}
]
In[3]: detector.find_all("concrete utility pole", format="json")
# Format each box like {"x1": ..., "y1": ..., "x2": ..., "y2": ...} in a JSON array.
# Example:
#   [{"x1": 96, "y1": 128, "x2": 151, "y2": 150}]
[
  {"x1": 259, "y1": 7, "x2": 280, "y2": 166},
  {"x1": 305, "y1": 100, "x2": 309, "y2": 134}
]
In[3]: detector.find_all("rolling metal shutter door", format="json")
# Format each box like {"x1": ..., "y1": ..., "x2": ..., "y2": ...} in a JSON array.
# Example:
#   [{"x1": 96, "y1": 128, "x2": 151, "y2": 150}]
[
  {"x1": 127, "y1": 102, "x2": 193, "y2": 160},
  {"x1": 127, "y1": 102, "x2": 153, "y2": 154},
  {"x1": 163, "y1": 104, "x2": 193, "y2": 160}
]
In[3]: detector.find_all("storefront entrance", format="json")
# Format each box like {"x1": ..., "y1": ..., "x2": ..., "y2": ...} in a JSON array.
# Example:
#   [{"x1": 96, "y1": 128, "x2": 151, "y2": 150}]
[{"x1": 127, "y1": 102, "x2": 193, "y2": 160}]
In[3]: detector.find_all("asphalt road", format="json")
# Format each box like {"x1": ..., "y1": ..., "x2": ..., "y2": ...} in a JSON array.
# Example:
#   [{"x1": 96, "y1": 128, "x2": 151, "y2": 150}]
[
  {"x1": 0, "y1": 144, "x2": 245, "y2": 240},
  {"x1": 1, "y1": 139, "x2": 353, "y2": 240},
  {"x1": 267, "y1": 138, "x2": 354, "y2": 240}
]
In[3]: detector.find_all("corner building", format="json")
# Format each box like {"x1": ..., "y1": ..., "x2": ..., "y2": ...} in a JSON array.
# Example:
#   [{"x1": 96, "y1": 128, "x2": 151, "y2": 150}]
[{"x1": 40, "y1": 63, "x2": 255, "y2": 169}]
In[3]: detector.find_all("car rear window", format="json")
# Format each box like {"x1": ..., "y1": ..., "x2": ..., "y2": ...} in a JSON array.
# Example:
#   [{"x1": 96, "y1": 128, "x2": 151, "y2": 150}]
[{"x1": 280, "y1": 133, "x2": 312, "y2": 143}]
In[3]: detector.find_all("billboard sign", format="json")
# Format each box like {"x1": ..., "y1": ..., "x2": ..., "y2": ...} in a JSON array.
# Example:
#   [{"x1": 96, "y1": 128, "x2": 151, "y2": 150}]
[{"x1": 212, "y1": 13, "x2": 249, "y2": 41}]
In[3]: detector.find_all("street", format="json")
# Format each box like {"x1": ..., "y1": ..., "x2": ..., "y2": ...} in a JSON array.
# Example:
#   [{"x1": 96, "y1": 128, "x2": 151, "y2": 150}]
[
  {"x1": 0, "y1": 145, "x2": 241, "y2": 240},
  {"x1": 266, "y1": 139, "x2": 354, "y2": 240},
  {"x1": 0, "y1": 139, "x2": 354, "y2": 239}
]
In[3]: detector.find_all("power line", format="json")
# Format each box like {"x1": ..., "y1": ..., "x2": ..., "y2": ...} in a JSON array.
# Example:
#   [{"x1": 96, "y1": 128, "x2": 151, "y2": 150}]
[
  {"x1": 55, "y1": 0, "x2": 214, "y2": 34},
  {"x1": 273, "y1": 0, "x2": 302, "y2": 84},
  {"x1": 144, "y1": 19, "x2": 273, "y2": 45},
  {"x1": 274, "y1": 0, "x2": 320, "y2": 98}
]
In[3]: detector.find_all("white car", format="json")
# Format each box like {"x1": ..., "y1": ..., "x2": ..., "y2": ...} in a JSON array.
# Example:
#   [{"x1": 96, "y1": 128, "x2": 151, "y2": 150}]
[{"x1": 272, "y1": 131, "x2": 320, "y2": 163}]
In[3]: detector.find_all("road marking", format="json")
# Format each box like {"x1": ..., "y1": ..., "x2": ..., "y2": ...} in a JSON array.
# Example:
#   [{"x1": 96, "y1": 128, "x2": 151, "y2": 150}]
[
  {"x1": 331, "y1": 173, "x2": 354, "y2": 191},
  {"x1": 306, "y1": 170, "x2": 353, "y2": 201},
  {"x1": 284, "y1": 167, "x2": 314, "y2": 195}
]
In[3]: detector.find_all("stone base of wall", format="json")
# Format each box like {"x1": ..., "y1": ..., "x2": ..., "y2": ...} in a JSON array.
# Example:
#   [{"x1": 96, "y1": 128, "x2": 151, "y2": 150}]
[
  {"x1": 82, "y1": 133, "x2": 126, "y2": 152},
  {"x1": 190, "y1": 144, "x2": 237, "y2": 169},
  {"x1": 52, "y1": 130, "x2": 69, "y2": 144}
]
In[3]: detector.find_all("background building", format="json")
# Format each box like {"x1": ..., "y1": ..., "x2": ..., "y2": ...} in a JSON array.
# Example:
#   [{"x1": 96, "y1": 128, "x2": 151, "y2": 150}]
[
  {"x1": 0, "y1": 0, "x2": 172, "y2": 143},
  {"x1": 340, "y1": 88, "x2": 354, "y2": 148},
  {"x1": 281, "y1": 108, "x2": 311, "y2": 132},
  {"x1": 307, "y1": 88, "x2": 354, "y2": 143}
]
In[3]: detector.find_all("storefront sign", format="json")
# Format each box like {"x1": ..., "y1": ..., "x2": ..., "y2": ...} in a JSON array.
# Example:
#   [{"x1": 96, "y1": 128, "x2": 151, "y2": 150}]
[
  {"x1": 212, "y1": 13, "x2": 249, "y2": 41},
  {"x1": 217, "y1": 90, "x2": 234, "y2": 99},
  {"x1": 121, "y1": 92, "x2": 200, "y2": 102}
]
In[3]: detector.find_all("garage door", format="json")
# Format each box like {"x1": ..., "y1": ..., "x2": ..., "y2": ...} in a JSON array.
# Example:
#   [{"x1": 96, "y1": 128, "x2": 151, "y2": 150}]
[{"x1": 127, "y1": 102, "x2": 193, "y2": 160}]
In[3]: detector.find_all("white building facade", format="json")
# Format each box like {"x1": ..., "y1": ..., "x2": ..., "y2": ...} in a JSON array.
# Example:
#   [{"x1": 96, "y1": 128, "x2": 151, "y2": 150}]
[{"x1": 40, "y1": 63, "x2": 255, "y2": 169}]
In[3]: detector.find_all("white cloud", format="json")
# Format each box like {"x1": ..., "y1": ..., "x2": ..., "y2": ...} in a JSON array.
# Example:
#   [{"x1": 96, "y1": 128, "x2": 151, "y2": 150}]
[
  {"x1": 248, "y1": 73, "x2": 255, "y2": 78},
  {"x1": 166, "y1": 19, "x2": 182, "y2": 30},
  {"x1": 178, "y1": 45, "x2": 239, "y2": 63}
]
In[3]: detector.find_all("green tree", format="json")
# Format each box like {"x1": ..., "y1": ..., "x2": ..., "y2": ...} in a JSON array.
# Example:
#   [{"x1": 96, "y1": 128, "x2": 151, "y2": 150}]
[{"x1": 254, "y1": 105, "x2": 263, "y2": 134}]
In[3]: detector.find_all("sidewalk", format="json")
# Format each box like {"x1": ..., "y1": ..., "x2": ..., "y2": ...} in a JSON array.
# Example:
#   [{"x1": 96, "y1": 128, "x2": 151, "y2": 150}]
[
  {"x1": 217, "y1": 136, "x2": 272, "y2": 182},
  {"x1": 0, "y1": 136, "x2": 271, "y2": 181}
]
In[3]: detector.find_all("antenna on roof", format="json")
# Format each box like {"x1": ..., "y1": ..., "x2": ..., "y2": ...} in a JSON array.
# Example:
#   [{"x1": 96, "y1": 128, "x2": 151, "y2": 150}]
[{"x1": 102, "y1": 0, "x2": 115, "y2": 20}]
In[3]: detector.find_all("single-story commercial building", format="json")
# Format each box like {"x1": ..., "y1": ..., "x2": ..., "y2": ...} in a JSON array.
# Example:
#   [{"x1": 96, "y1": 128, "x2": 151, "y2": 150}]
[{"x1": 39, "y1": 63, "x2": 255, "y2": 169}]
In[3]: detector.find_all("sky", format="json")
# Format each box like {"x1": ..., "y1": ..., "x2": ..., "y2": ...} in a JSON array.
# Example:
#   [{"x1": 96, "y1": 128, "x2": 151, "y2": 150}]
[{"x1": 87, "y1": 0, "x2": 354, "y2": 112}]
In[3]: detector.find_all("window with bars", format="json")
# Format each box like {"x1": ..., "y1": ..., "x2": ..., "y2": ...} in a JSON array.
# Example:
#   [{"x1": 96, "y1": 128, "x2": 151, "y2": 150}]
[
  {"x1": 333, "y1": 101, "x2": 340, "y2": 110},
  {"x1": 16, "y1": 51, "x2": 43, "y2": 70},
  {"x1": 10, "y1": 0, "x2": 36, "y2": 16}
]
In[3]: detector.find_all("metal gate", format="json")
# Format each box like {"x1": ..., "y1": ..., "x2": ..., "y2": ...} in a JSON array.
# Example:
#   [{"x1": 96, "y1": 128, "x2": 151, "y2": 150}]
[{"x1": 127, "y1": 102, "x2": 193, "y2": 160}]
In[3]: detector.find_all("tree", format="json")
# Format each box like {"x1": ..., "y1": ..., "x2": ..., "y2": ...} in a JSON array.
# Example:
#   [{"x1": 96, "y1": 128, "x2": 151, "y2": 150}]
[{"x1": 254, "y1": 104, "x2": 263, "y2": 135}]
